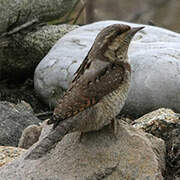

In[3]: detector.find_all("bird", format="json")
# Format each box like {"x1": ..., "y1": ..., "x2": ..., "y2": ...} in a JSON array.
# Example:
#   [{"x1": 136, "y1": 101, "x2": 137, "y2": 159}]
[{"x1": 25, "y1": 24, "x2": 144, "y2": 159}]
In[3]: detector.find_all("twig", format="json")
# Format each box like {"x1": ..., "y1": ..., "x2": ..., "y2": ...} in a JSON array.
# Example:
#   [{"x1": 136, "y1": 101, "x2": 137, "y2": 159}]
[
  {"x1": 65, "y1": 0, "x2": 81, "y2": 22},
  {"x1": 7, "y1": 10, "x2": 21, "y2": 32},
  {"x1": 0, "y1": 18, "x2": 39, "y2": 38},
  {"x1": 73, "y1": 3, "x2": 85, "y2": 24},
  {"x1": 35, "y1": 111, "x2": 53, "y2": 118}
]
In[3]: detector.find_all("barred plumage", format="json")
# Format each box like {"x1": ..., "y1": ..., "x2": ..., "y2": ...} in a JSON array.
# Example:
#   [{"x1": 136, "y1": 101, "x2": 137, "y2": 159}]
[{"x1": 26, "y1": 24, "x2": 144, "y2": 160}]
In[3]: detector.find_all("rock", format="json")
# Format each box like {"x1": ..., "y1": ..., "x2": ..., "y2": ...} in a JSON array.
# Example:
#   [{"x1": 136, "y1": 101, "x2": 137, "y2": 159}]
[
  {"x1": 132, "y1": 108, "x2": 179, "y2": 139},
  {"x1": 166, "y1": 123, "x2": 180, "y2": 180},
  {"x1": 38, "y1": 119, "x2": 52, "y2": 140},
  {"x1": 0, "y1": 120, "x2": 165, "y2": 180},
  {"x1": 34, "y1": 20, "x2": 180, "y2": 117},
  {"x1": 1, "y1": 24, "x2": 79, "y2": 81},
  {"x1": 0, "y1": 146, "x2": 26, "y2": 167},
  {"x1": 0, "y1": 101, "x2": 41, "y2": 146},
  {"x1": 18, "y1": 125, "x2": 42, "y2": 149},
  {"x1": 0, "y1": 0, "x2": 77, "y2": 33},
  {"x1": 85, "y1": 0, "x2": 180, "y2": 32},
  {"x1": 18, "y1": 119, "x2": 50, "y2": 149},
  {"x1": 133, "y1": 108, "x2": 180, "y2": 180}
]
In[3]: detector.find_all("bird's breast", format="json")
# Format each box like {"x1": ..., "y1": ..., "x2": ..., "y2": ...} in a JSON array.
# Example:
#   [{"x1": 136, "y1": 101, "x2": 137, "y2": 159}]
[
  {"x1": 94, "y1": 75, "x2": 130, "y2": 128},
  {"x1": 72, "y1": 70, "x2": 131, "y2": 133}
]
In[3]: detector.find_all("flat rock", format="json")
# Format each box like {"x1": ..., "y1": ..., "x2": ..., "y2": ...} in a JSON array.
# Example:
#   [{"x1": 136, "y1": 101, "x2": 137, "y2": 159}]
[
  {"x1": 34, "y1": 20, "x2": 180, "y2": 117},
  {"x1": 0, "y1": 120, "x2": 165, "y2": 180},
  {"x1": 0, "y1": 101, "x2": 41, "y2": 146}
]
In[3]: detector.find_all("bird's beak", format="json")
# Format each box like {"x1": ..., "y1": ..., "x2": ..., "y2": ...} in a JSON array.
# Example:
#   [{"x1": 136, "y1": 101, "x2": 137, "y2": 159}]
[{"x1": 128, "y1": 26, "x2": 144, "y2": 38}]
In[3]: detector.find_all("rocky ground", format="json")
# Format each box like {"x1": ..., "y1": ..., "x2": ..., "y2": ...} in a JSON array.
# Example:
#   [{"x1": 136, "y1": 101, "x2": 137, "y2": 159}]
[
  {"x1": 0, "y1": 21, "x2": 180, "y2": 180},
  {"x1": 0, "y1": 79, "x2": 179, "y2": 179}
]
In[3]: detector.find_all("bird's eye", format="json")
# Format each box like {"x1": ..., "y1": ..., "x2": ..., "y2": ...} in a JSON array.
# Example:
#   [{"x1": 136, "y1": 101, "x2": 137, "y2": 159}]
[{"x1": 117, "y1": 31, "x2": 121, "y2": 36}]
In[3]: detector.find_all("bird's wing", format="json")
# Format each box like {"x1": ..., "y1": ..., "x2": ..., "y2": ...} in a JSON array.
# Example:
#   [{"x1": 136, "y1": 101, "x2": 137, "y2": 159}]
[
  {"x1": 71, "y1": 47, "x2": 92, "y2": 84},
  {"x1": 51, "y1": 58, "x2": 129, "y2": 123}
]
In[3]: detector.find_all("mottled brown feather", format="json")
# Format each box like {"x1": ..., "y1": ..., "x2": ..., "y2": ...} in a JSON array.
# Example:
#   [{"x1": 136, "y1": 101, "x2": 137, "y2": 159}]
[
  {"x1": 25, "y1": 24, "x2": 144, "y2": 159},
  {"x1": 48, "y1": 24, "x2": 133, "y2": 127},
  {"x1": 53, "y1": 60, "x2": 129, "y2": 124}
]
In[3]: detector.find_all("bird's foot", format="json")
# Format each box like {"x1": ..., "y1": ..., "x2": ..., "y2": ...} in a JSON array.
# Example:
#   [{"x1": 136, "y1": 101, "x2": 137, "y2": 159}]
[{"x1": 47, "y1": 115, "x2": 64, "y2": 129}]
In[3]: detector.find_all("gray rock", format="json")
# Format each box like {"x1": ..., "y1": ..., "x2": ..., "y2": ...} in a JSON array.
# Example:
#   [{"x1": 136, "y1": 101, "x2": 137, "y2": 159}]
[
  {"x1": 0, "y1": 120, "x2": 165, "y2": 180},
  {"x1": 18, "y1": 119, "x2": 50, "y2": 149},
  {"x1": 18, "y1": 125, "x2": 42, "y2": 149},
  {"x1": 1, "y1": 24, "x2": 79, "y2": 81},
  {"x1": 133, "y1": 108, "x2": 180, "y2": 180},
  {"x1": 132, "y1": 108, "x2": 180, "y2": 139},
  {"x1": 38, "y1": 119, "x2": 52, "y2": 140},
  {"x1": 34, "y1": 20, "x2": 180, "y2": 117},
  {"x1": 0, "y1": 101, "x2": 41, "y2": 146},
  {"x1": 0, "y1": 0, "x2": 77, "y2": 33}
]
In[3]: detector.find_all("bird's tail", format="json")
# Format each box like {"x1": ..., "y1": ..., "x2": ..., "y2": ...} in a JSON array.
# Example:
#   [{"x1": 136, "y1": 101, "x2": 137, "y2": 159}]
[{"x1": 24, "y1": 118, "x2": 73, "y2": 160}]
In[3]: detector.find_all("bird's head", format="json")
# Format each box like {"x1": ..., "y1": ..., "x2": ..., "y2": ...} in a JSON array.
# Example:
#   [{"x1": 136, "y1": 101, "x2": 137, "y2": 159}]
[{"x1": 89, "y1": 24, "x2": 144, "y2": 62}]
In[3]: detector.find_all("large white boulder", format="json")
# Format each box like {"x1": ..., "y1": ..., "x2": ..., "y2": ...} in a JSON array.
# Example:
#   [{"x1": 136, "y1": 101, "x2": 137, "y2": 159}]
[{"x1": 34, "y1": 20, "x2": 180, "y2": 117}]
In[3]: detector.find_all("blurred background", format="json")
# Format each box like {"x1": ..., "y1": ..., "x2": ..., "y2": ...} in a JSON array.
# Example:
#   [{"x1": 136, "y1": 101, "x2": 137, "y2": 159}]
[{"x1": 62, "y1": 0, "x2": 180, "y2": 32}]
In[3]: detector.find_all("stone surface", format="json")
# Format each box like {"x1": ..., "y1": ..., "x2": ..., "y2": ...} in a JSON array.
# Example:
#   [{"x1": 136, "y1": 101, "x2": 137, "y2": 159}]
[
  {"x1": 165, "y1": 123, "x2": 180, "y2": 180},
  {"x1": 1, "y1": 24, "x2": 79, "y2": 81},
  {"x1": 0, "y1": 0, "x2": 77, "y2": 33},
  {"x1": 0, "y1": 120, "x2": 165, "y2": 180},
  {"x1": 0, "y1": 146, "x2": 26, "y2": 167},
  {"x1": 34, "y1": 20, "x2": 180, "y2": 117},
  {"x1": 18, "y1": 119, "x2": 50, "y2": 149},
  {"x1": 132, "y1": 108, "x2": 180, "y2": 139},
  {"x1": 133, "y1": 108, "x2": 180, "y2": 180},
  {"x1": 38, "y1": 119, "x2": 52, "y2": 140},
  {"x1": 0, "y1": 101, "x2": 41, "y2": 146},
  {"x1": 18, "y1": 125, "x2": 42, "y2": 149}
]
